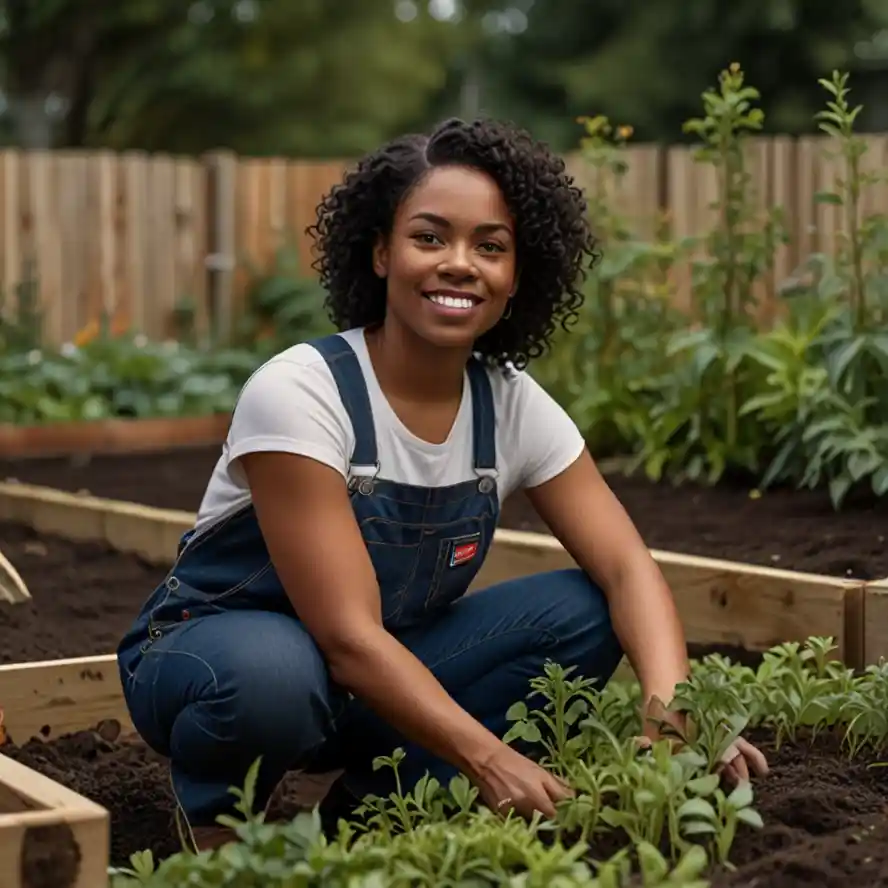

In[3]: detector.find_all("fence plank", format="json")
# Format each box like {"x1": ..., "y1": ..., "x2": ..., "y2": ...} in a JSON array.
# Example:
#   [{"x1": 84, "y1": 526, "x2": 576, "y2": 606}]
[
  {"x1": 0, "y1": 152, "x2": 21, "y2": 316},
  {"x1": 0, "y1": 135, "x2": 885, "y2": 347}
]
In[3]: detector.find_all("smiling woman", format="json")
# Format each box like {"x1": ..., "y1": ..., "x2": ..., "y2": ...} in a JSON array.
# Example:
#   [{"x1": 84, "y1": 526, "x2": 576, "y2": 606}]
[{"x1": 114, "y1": 117, "x2": 768, "y2": 855}]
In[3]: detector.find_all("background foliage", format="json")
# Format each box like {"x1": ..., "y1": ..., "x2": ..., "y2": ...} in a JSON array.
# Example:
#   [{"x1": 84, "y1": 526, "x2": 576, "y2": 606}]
[{"x1": 3, "y1": 0, "x2": 888, "y2": 155}]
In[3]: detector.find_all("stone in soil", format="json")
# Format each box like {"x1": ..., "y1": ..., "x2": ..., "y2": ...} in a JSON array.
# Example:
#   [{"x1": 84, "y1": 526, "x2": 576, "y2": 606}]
[
  {"x1": 2, "y1": 726, "x2": 886, "y2": 885},
  {"x1": 2, "y1": 447, "x2": 886, "y2": 578}
]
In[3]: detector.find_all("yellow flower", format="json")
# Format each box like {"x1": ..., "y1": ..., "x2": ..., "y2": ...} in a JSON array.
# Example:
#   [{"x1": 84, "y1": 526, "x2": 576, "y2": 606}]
[{"x1": 73, "y1": 318, "x2": 99, "y2": 347}]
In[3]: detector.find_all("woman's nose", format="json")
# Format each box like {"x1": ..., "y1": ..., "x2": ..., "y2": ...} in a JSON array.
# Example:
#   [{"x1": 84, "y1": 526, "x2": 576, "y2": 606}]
[{"x1": 437, "y1": 243, "x2": 476, "y2": 277}]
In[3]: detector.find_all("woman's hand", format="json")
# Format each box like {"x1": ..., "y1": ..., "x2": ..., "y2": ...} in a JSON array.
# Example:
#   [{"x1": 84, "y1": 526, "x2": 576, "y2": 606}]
[
  {"x1": 471, "y1": 742, "x2": 574, "y2": 820},
  {"x1": 637, "y1": 695, "x2": 769, "y2": 785},
  {"x1": 719, "y1": 737, "x2": 769, "y2": 785}
]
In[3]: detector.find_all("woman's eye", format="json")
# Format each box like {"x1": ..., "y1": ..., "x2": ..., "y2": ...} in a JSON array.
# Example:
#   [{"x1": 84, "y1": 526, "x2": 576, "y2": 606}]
[
  {"x1": 479, "y1": 242, "x2": 504, "y2": 253},
  {"x1": 413, "y1": 232, "x2": 441, "y2": 245}
]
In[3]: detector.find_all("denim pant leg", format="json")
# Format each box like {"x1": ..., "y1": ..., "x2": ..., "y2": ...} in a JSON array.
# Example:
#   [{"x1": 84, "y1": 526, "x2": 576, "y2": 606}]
[
  {"x1": 335, "y1": 567, "x2": 624, "y2": 798},
  {"x1": 120, "y1": 610, "x2": 347, "y2": 827}
]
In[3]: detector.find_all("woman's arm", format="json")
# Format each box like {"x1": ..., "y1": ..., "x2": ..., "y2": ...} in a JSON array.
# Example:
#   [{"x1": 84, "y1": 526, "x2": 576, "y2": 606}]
[
  {"x1": 239, "y1": 450, "x2": 570, "y2": 814},
  {"x1": 526, "y1": 450, "x2": 769, "y2": 781},
  {"x1": 524, "y1": 449, "x2": 690, "y2": 708},
  {"x1": 240, "y1": 450, "x2": 499, "y2": 773}
]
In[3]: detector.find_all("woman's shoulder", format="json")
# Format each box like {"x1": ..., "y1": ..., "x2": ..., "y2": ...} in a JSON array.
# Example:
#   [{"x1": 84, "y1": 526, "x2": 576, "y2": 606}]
[
  {"x1": 242, "y1": 337, "x2": 346, "y2": 392},
  {"x1": 233, "y1": 339, "x2": 350, "y2": 423},
  {"x1": 480, "y1": 359, "x2": 554, "y2": 411}
]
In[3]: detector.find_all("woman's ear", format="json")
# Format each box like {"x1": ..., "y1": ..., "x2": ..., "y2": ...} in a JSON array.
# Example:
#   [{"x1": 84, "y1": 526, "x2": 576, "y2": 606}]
[{"x1": 372, "y1": 234, "x2": 389, "y2": 279}]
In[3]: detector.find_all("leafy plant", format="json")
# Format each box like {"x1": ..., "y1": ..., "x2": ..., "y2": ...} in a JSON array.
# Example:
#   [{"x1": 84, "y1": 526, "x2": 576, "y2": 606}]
[
  {"x1": 232, "y1": 239, "x2": 333, "y2": 351},
  {"x1": 110, "y1": 634, "x2": 888, "y2": 887},
  {"x1": 531, "y1": 115, "x2": 686, "y2": 458},
  {"x1": 628, "y1": 63, "x2": 787, "y2": 486},
  {"x1": 534, "y1": 64, "x2": 888, "y2": 510}
]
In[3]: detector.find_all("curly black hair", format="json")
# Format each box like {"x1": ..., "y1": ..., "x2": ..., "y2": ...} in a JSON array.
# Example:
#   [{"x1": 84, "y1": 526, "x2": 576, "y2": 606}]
[{"x1": 307, "y1": 117, "x2": 598, "y2": 370}]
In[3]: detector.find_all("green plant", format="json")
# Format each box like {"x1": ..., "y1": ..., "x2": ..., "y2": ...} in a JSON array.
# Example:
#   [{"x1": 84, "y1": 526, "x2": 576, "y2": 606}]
[
  {"x1": 535, "y1": 65, "x2": 888, "y2": 510},
  {"x1": 233, "y1": 240, "x2": 333, "y2": 351},
  {"x1": 0, "y1": 256, "x2": 43, "y2": 353},
  {"x1": 531, "y1": 116, "x2": 686, "y2": 458},
  {"x1": 111, "y1": 634, "x2": 888, "y2": 887},
  {"x1": 629, "y1": 63, "x2": 788, "y2": 485}
]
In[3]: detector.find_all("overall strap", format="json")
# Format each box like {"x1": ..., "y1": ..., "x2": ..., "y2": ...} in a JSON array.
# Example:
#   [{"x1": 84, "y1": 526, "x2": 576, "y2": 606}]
[
  {"x1": 308, "y1": 335, "x2": 379, "y2": 488},
  {"x1": 466, "y1": 358, "x2": 498, "y2": 492}
]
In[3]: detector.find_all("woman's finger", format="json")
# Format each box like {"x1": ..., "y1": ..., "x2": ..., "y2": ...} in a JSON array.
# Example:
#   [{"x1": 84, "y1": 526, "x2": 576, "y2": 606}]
[
  {"x1": 736, "y1": 738, "x2": 770, "y2": 776},
  {"x1": 529, "y1": 790, "x2": 558, "y2": 820},
  {"x1": 729, "y1": 753, "x2": 749, "y2": 783},
  {"x1": 544, "y1": 771, "x2": 575, "y2": 801}
]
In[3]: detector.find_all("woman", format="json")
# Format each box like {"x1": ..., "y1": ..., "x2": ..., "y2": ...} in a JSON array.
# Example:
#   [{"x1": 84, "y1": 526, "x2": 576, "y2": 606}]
[{"x1": 117, "y1": 117, "x2": 767, "y2": 852}]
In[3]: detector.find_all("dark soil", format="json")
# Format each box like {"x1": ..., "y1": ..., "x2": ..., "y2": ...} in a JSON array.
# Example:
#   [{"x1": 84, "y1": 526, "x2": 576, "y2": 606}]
[
  {"x1": 0, "y1": 519, "x2": 754, "y2": 672},
  {"x1": 1, "y1": 728, "x2": 323, "y2": 867},
  {"x1": 2, "y1": 446, "x2": 887, "y2": 579},
  {"x1": 708, "y1": 728, "x2": 888, "y2": 888},
  {"x1": 0, "y1": 521, "x2": 165, "y2": 664},
  {"x1": 3, "y1": 726, "x2": 887, "y2": 885},
  {"x1": 1, "y1": 515, "x2": 886, "y2": 883}
]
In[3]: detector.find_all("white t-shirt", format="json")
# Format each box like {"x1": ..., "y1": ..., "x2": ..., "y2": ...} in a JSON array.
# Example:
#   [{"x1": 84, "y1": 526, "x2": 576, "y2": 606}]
[{"x1": 193, "y1": 327, "x2": 585, "y2": 533}]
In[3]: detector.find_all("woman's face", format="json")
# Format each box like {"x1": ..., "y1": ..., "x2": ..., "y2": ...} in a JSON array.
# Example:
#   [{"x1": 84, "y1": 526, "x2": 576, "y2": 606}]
[{"x1": 373, "y1": 165, "x2": 517, "y2": 351}]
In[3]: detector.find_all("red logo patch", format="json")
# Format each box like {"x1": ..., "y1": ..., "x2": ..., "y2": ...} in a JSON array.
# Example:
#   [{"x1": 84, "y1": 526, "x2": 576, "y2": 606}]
[{"x1": 450, "y1": 540, "x2": 479, "y2": 567}]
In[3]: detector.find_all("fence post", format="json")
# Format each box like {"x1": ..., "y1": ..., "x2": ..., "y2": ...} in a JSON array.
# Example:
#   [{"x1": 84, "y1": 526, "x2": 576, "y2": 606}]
[{"x1": 203, "y1": 150, "x2": 237, "y2": 344}]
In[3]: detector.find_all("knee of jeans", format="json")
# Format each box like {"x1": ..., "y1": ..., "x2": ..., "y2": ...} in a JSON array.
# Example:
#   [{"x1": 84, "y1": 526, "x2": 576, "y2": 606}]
[
  {"x1": 215, "y1": 640, "x2": 339, "y2": 757},
  {"x1": 547, "y1": 569, "x2": 622, "y2": 660}
]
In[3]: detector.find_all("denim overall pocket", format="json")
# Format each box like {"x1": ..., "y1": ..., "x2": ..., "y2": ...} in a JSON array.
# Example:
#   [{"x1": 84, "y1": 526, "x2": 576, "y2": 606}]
[{"x1": 360, "y1": 511, "x2": 491, "y2": 628}]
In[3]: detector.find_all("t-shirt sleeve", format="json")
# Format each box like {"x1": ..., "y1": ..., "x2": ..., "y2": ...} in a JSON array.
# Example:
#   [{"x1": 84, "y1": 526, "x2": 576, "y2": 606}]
[
  {"x1": 224, "y1": 355, "x2": 353, "y2": 481},
  {"x1": 504, "y1": 370, "x2": 586, "y2": 491}
]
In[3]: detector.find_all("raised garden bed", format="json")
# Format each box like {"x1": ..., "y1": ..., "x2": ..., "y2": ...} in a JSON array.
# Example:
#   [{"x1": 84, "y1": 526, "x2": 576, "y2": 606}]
[
  {"x1": 0, "y1": 483, "x2": 885, "y2": 885},
  {"x1": 0, "y1": 743, "x2": 109, "y2": 888},
  {"x1": 2, "y1": 444, "x2": 887, "y2": 580},
  {"x1": 2, "y1": 637, "x2": 888, "y2": 885},
  {"x1": 0, "y1": 416, "x2": 230, "y2": 461}
]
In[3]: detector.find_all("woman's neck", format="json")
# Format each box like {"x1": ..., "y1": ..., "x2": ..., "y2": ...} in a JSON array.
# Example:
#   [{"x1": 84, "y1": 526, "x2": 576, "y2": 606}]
[{"x1": 364, "y1": 322, "x2": 471, "y2": 403}]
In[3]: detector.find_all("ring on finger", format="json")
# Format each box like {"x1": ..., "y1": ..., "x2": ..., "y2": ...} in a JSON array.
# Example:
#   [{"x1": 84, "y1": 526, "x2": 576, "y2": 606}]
[{"x1": 496, "y1": 797, "x2": 513, "y2": 811}]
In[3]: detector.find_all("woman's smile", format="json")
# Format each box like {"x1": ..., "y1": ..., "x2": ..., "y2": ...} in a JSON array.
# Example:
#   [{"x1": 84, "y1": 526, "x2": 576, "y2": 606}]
[{"x1": 423, "y1": 288, "x2": 484, "y2": 317}]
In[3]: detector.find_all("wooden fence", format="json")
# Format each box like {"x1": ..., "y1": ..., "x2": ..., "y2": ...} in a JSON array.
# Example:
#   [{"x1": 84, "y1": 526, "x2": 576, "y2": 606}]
[{"x1": 1, "y1": 134, "x2": 887, "y2": 346}]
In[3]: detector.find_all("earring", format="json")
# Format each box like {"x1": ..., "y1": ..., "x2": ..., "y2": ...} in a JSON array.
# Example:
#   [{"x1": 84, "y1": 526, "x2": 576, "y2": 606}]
[{"x1": 501, "y1": 300, "x2": 513, "y2": 320}]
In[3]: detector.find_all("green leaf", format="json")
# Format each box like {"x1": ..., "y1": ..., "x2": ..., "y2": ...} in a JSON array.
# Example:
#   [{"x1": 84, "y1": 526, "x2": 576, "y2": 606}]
[
  {"x1": 636, "y1": 841, "x2": 670, "y2": 882},
  {"x1": 727, "y1": 781, "x2": 754, "y2": 809},
  {"x1": 736, "y1": 807, "x2": 765, "y2": 829},
  {"x1": 829, "y1": 336, "x2": 867, "y2": 384},
  {"x1": 669, "y1": 844, "x2": 709, "y2": 880},
  {"x1": 829, "y1": 472, "x2": 853, "y2": 507},
  {"x1": 681, "y1": 820, "x2": 718, "y2": 835},
  {"x1": 677, "y1": 797, "x2": 717, "y2": 821},
  {"x1": 872, "y1": 465, "x2": 888, "y2": 496},
  {"x1": 686, "y1": 774, "x2": 720, "y2": 796},
  {"x1": 564, "y1": 698, "x2": 589, "y2": 725},
  {"x1": 506, "y1": 701, "x2": 528, "y2": 722},
  {"x1": 848, "y1": 450, "x2": 880, "y2": 481}
]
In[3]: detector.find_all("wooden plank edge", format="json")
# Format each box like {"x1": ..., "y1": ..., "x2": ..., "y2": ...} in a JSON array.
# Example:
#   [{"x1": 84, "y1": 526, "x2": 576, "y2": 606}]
[
  {"x1": 0, "y1": 656, "x2": 131, "y2": 747},
  {"x1": 863, "y1": 580, "x2": 888, "y2": 667},
  {"x1": 0, "y1": 484, "x2": 869, "y2": 681},
  {"x1": 0, "y1": 751, "x2": 107, "y2": 813},
  {"x1": 477, "y1": 528, "x2": 865, "y2": 669},
  {"x1": 0, "y1": 481, "x2": 870, "y2": 589},
  {"x1": 0, "y1": 413, "x2": 230, "y2": 460},
  {"x1": 0, "y1": 758, "x2": 109, "y2": 888},
  {"x1": 0, "y1": 481, "x2": 192, "y2": 565}
]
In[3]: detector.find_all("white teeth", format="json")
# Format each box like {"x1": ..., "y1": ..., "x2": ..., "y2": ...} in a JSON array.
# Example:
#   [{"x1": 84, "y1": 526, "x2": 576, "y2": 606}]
[{"x1": 428, "y1": 293, "x2": 475, "y2": 310}]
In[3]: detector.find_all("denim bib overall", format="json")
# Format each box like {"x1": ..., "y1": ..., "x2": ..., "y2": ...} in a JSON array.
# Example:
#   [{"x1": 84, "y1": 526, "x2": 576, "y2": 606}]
[{"x1": 117, "y1": 332, "x2": 623, "y2": 828}]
